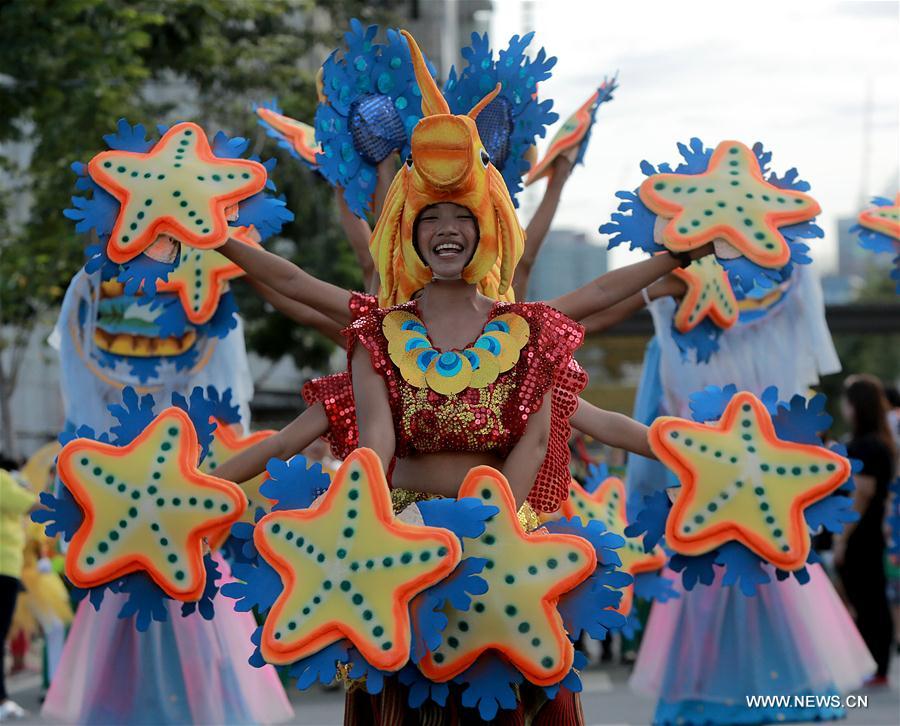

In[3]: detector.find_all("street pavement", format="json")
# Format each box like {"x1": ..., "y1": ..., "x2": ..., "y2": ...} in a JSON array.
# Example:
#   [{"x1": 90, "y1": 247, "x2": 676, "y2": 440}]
[{"x1": 7, "y1": 657, "x2": 899, "y2": 725}]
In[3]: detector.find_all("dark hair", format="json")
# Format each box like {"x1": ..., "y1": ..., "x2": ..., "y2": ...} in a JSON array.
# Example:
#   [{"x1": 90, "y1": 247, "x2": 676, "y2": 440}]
[
  {"x1": 843, "y1": 374, "x2": 896, "y2": 458},
  {"x1": 884, "y1": 384, "x2": 900, "y2": 409}
]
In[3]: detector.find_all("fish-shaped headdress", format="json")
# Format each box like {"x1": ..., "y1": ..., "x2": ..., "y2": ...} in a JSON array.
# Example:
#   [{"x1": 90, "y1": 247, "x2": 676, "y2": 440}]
[{"x1": 370, "y1": 30, "x2": 526, "y2": 307}]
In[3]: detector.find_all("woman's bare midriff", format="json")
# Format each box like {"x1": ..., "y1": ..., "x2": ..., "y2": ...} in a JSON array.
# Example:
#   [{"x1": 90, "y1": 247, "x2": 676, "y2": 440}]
[{"x1": 392, "y1": 451, "x2": 505, "y2": 498}]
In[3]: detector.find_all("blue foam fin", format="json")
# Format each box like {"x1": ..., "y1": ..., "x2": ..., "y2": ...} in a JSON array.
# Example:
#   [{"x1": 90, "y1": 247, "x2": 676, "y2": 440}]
[
  {"x1": 102, "y1": 118, "x2": 154, "y2": 153},
  {"x1": 559, "y1": 574, "x2": 628, "y2": 641},
  {"x1": 543, "y1": 650, "x2": 586, "y2": 700},
  {"x1": 688, "y1": 384, "x2": 739, "y2": 423},
  {"x1": 170, "y1": 387, "x2": 219, "y2": 462},
  {"x1": 220, "y1": 559, "x2": 282, "y2": 614},
  {"x1": 454, "y1": 655, "x2": 523, "y2": 720},
  {"x1": 716, "y1": 542, "x2": 771, "y2": 596},
  {"x1": 260, "y1": 455, "x2": 331, "y2": 511},
  {"x1": 772, "y1": 393, "x2": 831, "y2": 444},
  {"x1": 623, "y1": 490, "x2": 671, "y2": 552},
  {"x1": 670, "y1": 551, "x2": 719, "y2": 590},
  {"x1": 417, "y1": 496, "x2": 498, "y2": 540},
  {"x1": 32, "y1": 488, "x2": 84, "y2": 542},
  {"x1": 107, "y1": 386, "x2": 157, "y2": 445},
  {"x1": 544, "y1": 516, "x2": 625, "y2": 567},
  {"x1": 117, "y1": 573, "x2": 171, "y2": 631},
  {"x1": 181, "y1": 554, "x2": 222, "y2": 620},
  {"x1": 289, "y1": 640, "x2": 351, "y2": 690},
  {"x1": 397, "y1": 663, "x2": 450, "y2": 708}
]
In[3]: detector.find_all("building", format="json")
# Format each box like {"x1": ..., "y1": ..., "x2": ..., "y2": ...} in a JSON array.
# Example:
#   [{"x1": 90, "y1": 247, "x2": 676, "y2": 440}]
[{"x1": 526, "y1": 229, "x2": 608, "y2": 301}]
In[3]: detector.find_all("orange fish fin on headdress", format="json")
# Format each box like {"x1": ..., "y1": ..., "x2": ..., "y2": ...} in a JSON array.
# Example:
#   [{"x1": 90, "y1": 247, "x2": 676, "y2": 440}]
[
  {"x1": 469, "y1": 84, "x2": 502, "y2": 120},
  {"x1": 400, "y1": 30, "x2": 449, "y2": 117},
  {"x1": 489, "y1": 165, "x2": 524, "y2": 297}
]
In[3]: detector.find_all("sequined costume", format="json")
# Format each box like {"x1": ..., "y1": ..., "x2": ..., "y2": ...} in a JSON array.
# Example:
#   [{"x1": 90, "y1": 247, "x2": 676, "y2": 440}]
[{"x1": 304, "y1": 295, "x2": 586, "y2": 514}]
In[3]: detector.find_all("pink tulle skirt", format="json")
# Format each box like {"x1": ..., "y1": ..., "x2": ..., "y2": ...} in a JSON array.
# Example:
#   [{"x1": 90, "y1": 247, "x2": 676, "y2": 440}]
[
  {"x1": 630, "y1": 563, "x2": 875, "y2": 704},
  {"x1": 42, "y1": 558, "x2": 293, "y2": 725}
]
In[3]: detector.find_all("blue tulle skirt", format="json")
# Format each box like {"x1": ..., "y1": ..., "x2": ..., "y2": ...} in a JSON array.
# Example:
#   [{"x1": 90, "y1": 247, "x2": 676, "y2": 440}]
[{"x1": 630, "y1": 565, "x2": 874, "y2": 725}]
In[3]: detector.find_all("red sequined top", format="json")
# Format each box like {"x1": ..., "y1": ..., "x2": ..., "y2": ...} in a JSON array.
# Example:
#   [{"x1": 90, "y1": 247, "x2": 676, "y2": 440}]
[{"x1": 302, "y1": 293, "x2": 586, "y2": 513}]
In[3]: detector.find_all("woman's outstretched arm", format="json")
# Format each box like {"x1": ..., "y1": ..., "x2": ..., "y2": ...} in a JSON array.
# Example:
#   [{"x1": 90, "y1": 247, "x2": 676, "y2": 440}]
[
  {"x1": 242, "y1": 277, "x2": 345, "y2": 344},
  {"x1": 336, "y1": 188, "x2": 375, "y2": 290},
  {"x1": 579, "y1": 274, "x2": 687, "y2": 334},
  {"x1": 212, "y1": 403, "x2": 330, "y2": 485},
  {"x1": 513, "y1": 156, "x2": 575, "y2": 300},
  {"x1": 548, "y1": 244, "x2": 713, "y2": 322},
  {"x1": 570, "y1": 397, "x2": 656, "y2": 460},
  {"x1": 220, "y1": 236, "x2": 351, "y2": 324}
]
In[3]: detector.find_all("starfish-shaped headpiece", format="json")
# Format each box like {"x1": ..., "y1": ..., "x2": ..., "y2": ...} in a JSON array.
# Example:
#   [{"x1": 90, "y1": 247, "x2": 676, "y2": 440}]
[
  {"x1": 639, "y1": 140, "x2": 820, "y2": 268},
  {"x1": 88, "y1": 122, "x2": 267, "y2": 262}
]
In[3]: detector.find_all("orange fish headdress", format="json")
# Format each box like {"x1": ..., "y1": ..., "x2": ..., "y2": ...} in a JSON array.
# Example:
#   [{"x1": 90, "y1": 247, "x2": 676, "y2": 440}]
[{"x1": 371, "y1": 30, "x2": 526, "y2": 307}]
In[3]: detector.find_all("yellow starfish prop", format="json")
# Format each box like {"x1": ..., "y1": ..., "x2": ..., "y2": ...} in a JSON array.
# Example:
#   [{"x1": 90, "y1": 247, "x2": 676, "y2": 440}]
[
  {"x1": 650, "y1": 392, "x2": 850, "y2": 571},
  {"x1": 639, "y1": 141, "x2": 820, "y2": 268},
  {"x1": 418, "y1": 466, "x2": 596, "y2": 686},
  {"x1": 671, "y1": 255, "x2": 738, "y2": 333},
  {"x1": 56, "y1": 408, "x2": 247, "y2": 600},
  {"x1": 858, "y1": 193, "x2": 900, "y2": 240},
  {"x1": 89, "y1": 122, "x2": 267, "y2": 263},
  {"x1": 561, "y1": 478, "x2": 666, "y2": 615},
  {"x1": 254, "y1": 448, "x2": 460, "y2": 670},
  {"x1": 156, "y1": 225, "x2": 260, "y2": 324}
]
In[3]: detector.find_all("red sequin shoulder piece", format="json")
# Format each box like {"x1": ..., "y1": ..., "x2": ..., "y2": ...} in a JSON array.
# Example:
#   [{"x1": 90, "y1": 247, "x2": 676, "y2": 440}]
[
  {"x1": 499, "y1": 302, "x2": 587, "y2": 514},
  {"x1": 300, "y1": 292, "x2": 374, "y2": 459}
]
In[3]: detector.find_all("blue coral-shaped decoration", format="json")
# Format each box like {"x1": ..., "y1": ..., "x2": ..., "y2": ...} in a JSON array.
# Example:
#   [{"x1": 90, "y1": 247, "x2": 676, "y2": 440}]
[
  {"x1": 627, "y1": 386, "x2": 858, "y2": 595},
  {"x1": 599, "y1": 140, "x2": 822, "y2": 361},
  {"x1": 33, "y1": 386, "x2": 248, "y2": 630},
  {"x1": 443, "y1": 32, "x2": 558, "y2": 207},
  {"x1": 850, "y1": 195, "x2": 900, "y2": 294},
  {"x1": 315, "y1": 20, "x2": 436, "y2": 217}
]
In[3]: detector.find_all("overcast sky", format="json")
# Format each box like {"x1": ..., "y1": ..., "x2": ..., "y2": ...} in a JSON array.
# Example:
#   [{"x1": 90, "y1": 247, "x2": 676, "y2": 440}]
[{"x1": 490, "y1": 0, "x2": 899, "y2": 272}]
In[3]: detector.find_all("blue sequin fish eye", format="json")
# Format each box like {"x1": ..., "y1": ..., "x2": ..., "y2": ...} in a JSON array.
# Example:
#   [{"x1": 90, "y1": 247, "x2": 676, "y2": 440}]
[
  {"x1": 475, "y1": 96, "x2": 510, "y2": 169},
  {"x1": 348, "y1": 93, "x2": 407, "y2": 165}
]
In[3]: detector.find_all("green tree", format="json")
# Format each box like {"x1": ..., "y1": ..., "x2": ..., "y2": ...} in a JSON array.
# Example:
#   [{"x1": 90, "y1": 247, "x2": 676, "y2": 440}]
[
  {"x1": 819, "y1": 264, "x2": 900, "y2": 439},
  {"x1": 0, "y1": 0, "x2": 400, "y2": 456}
]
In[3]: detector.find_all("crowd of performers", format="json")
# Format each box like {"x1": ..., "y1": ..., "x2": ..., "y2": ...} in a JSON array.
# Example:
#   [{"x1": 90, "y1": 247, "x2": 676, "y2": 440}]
[{"x1": 2, "y1": 22, "x2": 899, "y2": 726}]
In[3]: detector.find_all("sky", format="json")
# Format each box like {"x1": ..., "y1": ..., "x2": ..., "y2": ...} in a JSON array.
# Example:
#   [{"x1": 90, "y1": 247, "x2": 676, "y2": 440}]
[{"x1": 489, "y1": 0, "x2": 900, "y2": 272}]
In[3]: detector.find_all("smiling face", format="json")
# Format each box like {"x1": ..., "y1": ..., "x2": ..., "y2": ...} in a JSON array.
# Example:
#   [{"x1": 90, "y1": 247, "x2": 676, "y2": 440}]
[{"x1": 414, "y1": 203, "x2": 479, "y2": 280}]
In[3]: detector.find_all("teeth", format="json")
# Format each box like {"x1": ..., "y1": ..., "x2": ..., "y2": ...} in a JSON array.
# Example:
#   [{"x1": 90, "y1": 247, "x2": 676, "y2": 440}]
[{"x1": 435, "y1": 243, "x2": 463, "y2": 253}]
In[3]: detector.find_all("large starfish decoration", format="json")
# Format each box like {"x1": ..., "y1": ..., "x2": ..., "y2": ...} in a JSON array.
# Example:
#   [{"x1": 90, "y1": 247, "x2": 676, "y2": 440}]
[
  {"x1": 255, "y1": 107, "x2": 319, "y2": 166},
  {"x1": 89, "y1": 122, "x2": 267, "y2": 263},
  {"x1": 156, "y1": 225, "x2": 260, "y2": 324},
  {"x1": 56, "y1": 408, "x2": 247, "y2": 600},
  {"x1": 639, "y1": 140, "x2": 820, "y2": 268},
  {"x1": 858, "y1": 193, "x2": 900, "y2": 240},
  {"x1": 203, "y1": 420, "x2": 276, "y2": 550},
  {"x1": 671, "y1": 255, "x2": 738, "y2": 332},
  {"x1": 561, "y1": 477, "x2": 665, "y2": 615},
  {"x1": 254, "y1": 448, "x2": 460, "y2": 670},
  {"x1": 418, "y1": 467, "x2": 596, "y2": 686},
  {"x1": 650, "y1": 392, "x2": 850, "y2": 571}
]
